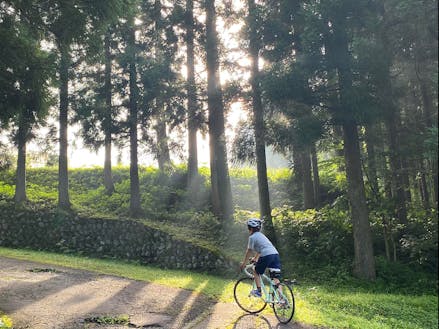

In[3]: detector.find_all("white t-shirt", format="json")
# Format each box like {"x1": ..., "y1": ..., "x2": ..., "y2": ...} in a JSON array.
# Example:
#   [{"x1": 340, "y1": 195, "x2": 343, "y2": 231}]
[{"x1": 248, "y1": 232, "x2": 279, "y2": 257}]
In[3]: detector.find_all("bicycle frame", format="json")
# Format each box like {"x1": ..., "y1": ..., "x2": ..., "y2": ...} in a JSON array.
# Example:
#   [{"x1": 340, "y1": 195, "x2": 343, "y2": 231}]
[
  {"x1": 244, "y1": 264, "x2": 287, "y2": 305},
  {"x1": 259, "y1": 273, "x2": 282, "y2": 303}
]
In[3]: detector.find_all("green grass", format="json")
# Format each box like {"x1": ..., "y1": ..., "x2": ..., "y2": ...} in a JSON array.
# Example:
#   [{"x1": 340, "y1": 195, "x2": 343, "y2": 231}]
[
  {"x1": 0, "y1": 314, "x2": 13, "y2": 329},
  {"x1": 297, "y1": 287, "x2": 437, "y2": 329},
  {"x1": 0, "y1": 247, "x2": 437, "y2": 329}
]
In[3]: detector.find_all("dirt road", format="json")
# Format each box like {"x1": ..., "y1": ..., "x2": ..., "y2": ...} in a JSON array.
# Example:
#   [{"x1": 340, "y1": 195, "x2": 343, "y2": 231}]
[{"x1": 0, "y1": 257, "x2": 314, "y2": 329}]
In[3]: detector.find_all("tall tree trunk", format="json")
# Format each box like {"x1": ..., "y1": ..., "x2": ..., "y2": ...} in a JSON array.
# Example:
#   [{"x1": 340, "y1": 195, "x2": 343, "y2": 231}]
[
  {"x1": 301, "y1": 149, "x2": 315, "y2": 209},
  {"x1": 186, "y1": 0, "x2": 199, "y2": 186},
  {"x1": 385, "y1": 114, "x2": 408, "y2": 225},
  {"x1": 206, "y1": 0, "x2": 233, "y2": 221},
  {"x1": 367, "y1": 124, "x2": 396, "y2": 261},
  {"x1": 292, "y1": 144, "x2": 303, "y2": 188},
  {"x1": 342, "y1": 122, "x2": 376, "y2": 280},
  {"x1": 375, "y1": 123, "x2": 392, "y2": 197},
  {"x1": 416, "y1": 65, "x2": 438, "y2": 208},
  {"x1": 128, "y1": 24, "x2": 141, "y2": 217},
  {"x1": 364, "y1": 124, "x2": 379, "y2": 194},
  {"x1": 155, "y1": 114, "x2": 171, "y2": 171},
  {"x1": 401, "y1": 158, "x2": 412, "y2": 203},
  {"x1": 58, "y1": 45, "x2": 70, "y2": 209},
  {"x1": 334, "y1": 22, "x2": 375, "y2": 280},
  {"x1": 103, "y1": 31, "x2": 115, "y2": 195},
  {"x1": 311, "y1": 144, "x2": 320, "y2": 207},
  {"x1": 14, "y1": 112, "x2": 28, "y2": 203},
  {"x1": 247, "y1": 0, "x2": 275, "y2": 242},
  {"x1": 418, "y1": 161, "x2": 430, "y2": 209},
  {"x1": 154, "y1": 0, "x2": 171, "y2": 171}
]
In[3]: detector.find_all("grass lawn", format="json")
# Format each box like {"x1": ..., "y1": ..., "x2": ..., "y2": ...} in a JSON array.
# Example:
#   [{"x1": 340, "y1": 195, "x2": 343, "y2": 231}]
[{"x1": 0, "y1": 247, "x2": 437, "y2": 329}]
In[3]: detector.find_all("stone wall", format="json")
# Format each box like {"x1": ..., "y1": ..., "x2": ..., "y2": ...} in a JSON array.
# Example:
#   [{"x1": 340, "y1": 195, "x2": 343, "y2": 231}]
[{"x1": 0, "y1": 206, "x2": 235, "y2": 273}]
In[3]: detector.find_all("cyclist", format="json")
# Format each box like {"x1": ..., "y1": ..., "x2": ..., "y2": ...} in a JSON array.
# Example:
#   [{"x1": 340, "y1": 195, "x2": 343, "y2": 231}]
[{"x1": 239, "y1": 218, "x2": 282, "y2": 297}]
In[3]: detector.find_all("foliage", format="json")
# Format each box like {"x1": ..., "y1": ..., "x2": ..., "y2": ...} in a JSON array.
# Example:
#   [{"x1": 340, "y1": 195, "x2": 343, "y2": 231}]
[
  {"x1": 272, "y1": 205, "x2": 353, "y2": 267},
  {"x1": 0, "y1": 314, "x2": 13, "y2": 329},
  {"x1": 401, "y1": 207, "x2": 438, "y2": 270},
  {"x1": 271, "y1": 204, "x2": 437, "y2": 294},
  {"x1": 318, "y1": 158, "x2": 347, "y2": 193},
  {"x1": 0, "y1": 7, "x2": 54, "y2": 131},
  {"x1": 369, "y1": 200, "x2": 438, "y2": 273},
  {"x1": 423, "y1": 126, "x2": 438, "y2": 160},
  {"x1": 373, "y1": 256, "x2": 437, "y2": 294},
  {"x1": 0, "y1": 182, "x2": 14, "y2": 198},
  {"x1": 0, "y1": 144, "x2": 15, "y2": 171}
]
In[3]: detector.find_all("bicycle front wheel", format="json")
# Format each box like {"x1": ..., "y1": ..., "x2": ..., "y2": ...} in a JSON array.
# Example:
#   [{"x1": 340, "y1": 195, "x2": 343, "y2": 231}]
[
  {"x1": 233, "y1": 277, "x2": 267, "y2": 313},
  {"x1": 272, "y1": 283, "x2": 295, "y2": 323}
]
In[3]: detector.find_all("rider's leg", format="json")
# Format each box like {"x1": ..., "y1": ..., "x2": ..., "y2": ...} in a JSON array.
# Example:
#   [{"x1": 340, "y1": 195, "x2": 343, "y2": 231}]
[
  {"x1": 268, "y1": 267, "x2": 283, "y2": 297},
  {"x1": 267, "y1": 254, "x2": 283, "y2": 295},
  {"x1": 253, "y1": 256, "x2": 268, "y2": 294},
  {"x1": 274, "y1": 278, "x2": 283, "y2": 294},
  {"x1": 253, "y1": 269, "x2": 262, "y2": 290}
]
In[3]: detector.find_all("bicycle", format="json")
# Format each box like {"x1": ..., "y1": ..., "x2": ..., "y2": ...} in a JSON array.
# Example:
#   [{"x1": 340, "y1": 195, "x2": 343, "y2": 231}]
[{"x1": 233, "y1": 262, "x2": 296, "y2": 324}]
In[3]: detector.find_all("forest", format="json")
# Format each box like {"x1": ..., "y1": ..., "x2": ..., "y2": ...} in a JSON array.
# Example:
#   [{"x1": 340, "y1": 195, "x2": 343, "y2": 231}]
[{"x1": 0, "y1": 0, "x2": 437, "y2": 325}]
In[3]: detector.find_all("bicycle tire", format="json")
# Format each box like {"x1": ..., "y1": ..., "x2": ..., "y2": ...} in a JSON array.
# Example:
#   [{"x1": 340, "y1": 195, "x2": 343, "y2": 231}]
[
  {"x1": 272, "y1": 283, "x2": 295, "y2": 323},
  {"x1": 233, "y1": 277, "x2": 267, "y2": 313}
]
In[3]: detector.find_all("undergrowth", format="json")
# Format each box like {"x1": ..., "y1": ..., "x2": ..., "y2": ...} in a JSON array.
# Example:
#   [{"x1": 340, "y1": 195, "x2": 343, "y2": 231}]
[{"x1": 0, "y1": 166, "x2": 437, "y2": 295}]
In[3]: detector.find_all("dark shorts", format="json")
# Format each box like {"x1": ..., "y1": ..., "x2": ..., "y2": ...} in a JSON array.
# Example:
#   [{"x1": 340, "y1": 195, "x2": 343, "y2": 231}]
[{"x1": 255, "y1": 254, "x2": 281, "y2": 277}]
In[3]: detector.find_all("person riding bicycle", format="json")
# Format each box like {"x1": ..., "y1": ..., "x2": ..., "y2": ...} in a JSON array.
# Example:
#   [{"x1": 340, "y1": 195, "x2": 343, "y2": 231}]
[{"x1": 240, "y1": 218, "x2": 282, "y2": 297}]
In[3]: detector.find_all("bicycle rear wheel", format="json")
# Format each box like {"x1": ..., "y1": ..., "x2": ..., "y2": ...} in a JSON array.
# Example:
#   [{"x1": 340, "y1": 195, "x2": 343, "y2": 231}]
[
  {"x1": 233, "y1": 277, "x2": 267, "y2": 313},
  {"x1": 272, "y1": 283, "x2": 295, "y2": 323}
]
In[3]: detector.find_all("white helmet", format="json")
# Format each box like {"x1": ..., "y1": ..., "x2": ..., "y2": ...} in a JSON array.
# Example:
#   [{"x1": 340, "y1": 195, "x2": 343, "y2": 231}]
[{"x1": 247, "y1": 218, "x2": 262, "y2": 229}]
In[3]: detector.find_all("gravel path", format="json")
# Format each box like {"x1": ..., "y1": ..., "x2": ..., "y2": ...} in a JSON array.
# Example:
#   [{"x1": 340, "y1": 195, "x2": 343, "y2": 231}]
[{"x1": 0, "y1": 257, "x2": 316, "y2": 329}]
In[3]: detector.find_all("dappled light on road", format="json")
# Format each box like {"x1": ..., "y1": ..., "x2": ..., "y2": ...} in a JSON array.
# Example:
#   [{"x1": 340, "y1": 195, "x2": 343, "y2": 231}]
[{"x1": 0, "y1": 257, "x2": 215, "y2": 328}]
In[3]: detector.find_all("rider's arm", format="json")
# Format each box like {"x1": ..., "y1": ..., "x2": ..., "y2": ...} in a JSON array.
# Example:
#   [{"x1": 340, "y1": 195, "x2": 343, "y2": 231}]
[{"x1": 240, "y1": 248, "x2": 254, "y2": 270}]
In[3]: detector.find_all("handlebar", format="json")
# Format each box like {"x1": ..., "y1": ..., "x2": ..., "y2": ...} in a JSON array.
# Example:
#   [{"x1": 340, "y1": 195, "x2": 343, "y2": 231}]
[{"x1": 243, "y1": 263, "x2": 255, "y2": 278}]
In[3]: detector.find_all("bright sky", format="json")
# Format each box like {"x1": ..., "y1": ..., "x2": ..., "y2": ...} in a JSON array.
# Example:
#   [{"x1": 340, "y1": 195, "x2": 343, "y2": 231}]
[{"x1": 66, "y1": 102, "x2": 247, "y2": 168}]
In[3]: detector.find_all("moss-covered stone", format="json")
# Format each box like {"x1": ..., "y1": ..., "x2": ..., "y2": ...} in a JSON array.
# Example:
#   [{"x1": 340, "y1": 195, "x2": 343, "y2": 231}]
[{"x1": 0, "y1": 203, "x2": 236, "y2": 273}]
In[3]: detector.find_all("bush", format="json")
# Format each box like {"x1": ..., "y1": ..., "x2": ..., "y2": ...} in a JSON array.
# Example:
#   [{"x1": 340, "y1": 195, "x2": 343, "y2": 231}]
[
  {"x1": 402, "y1": 207, "x2": 438, "y2": 271},
  {"x1": 374, "y1": 256, "x2": 437, "y2": 294},
  {"x1": 369, "y1": 204, "x2": 438, "y2": 273},
  {"x1": 272, "y1": 205, "x2": 353, "y2": 266}
]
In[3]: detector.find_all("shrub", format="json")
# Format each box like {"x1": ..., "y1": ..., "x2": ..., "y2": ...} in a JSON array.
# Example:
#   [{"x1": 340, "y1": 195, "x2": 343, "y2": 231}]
[
  {"x1": 374, "y1": 256, "x2": 437, "y2": 294},
  {"x1": 272, "y1": 205, "x2": 353, "y2": 266},
  {"x1": 0, "y1": 182, "x2": 14, "y2": 198},
  {"x1": 369, "y1": 204, "x2": 438, "y2": 273},
  {"x1": 402, "y1": 207, "x2": 438, "y2": 271}
]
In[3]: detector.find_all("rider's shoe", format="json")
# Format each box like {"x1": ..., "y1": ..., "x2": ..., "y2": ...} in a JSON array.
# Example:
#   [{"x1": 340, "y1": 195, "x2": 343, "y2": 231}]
[{"x1": 250, "y1": 289, "x2": 262, "y2": 297}]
